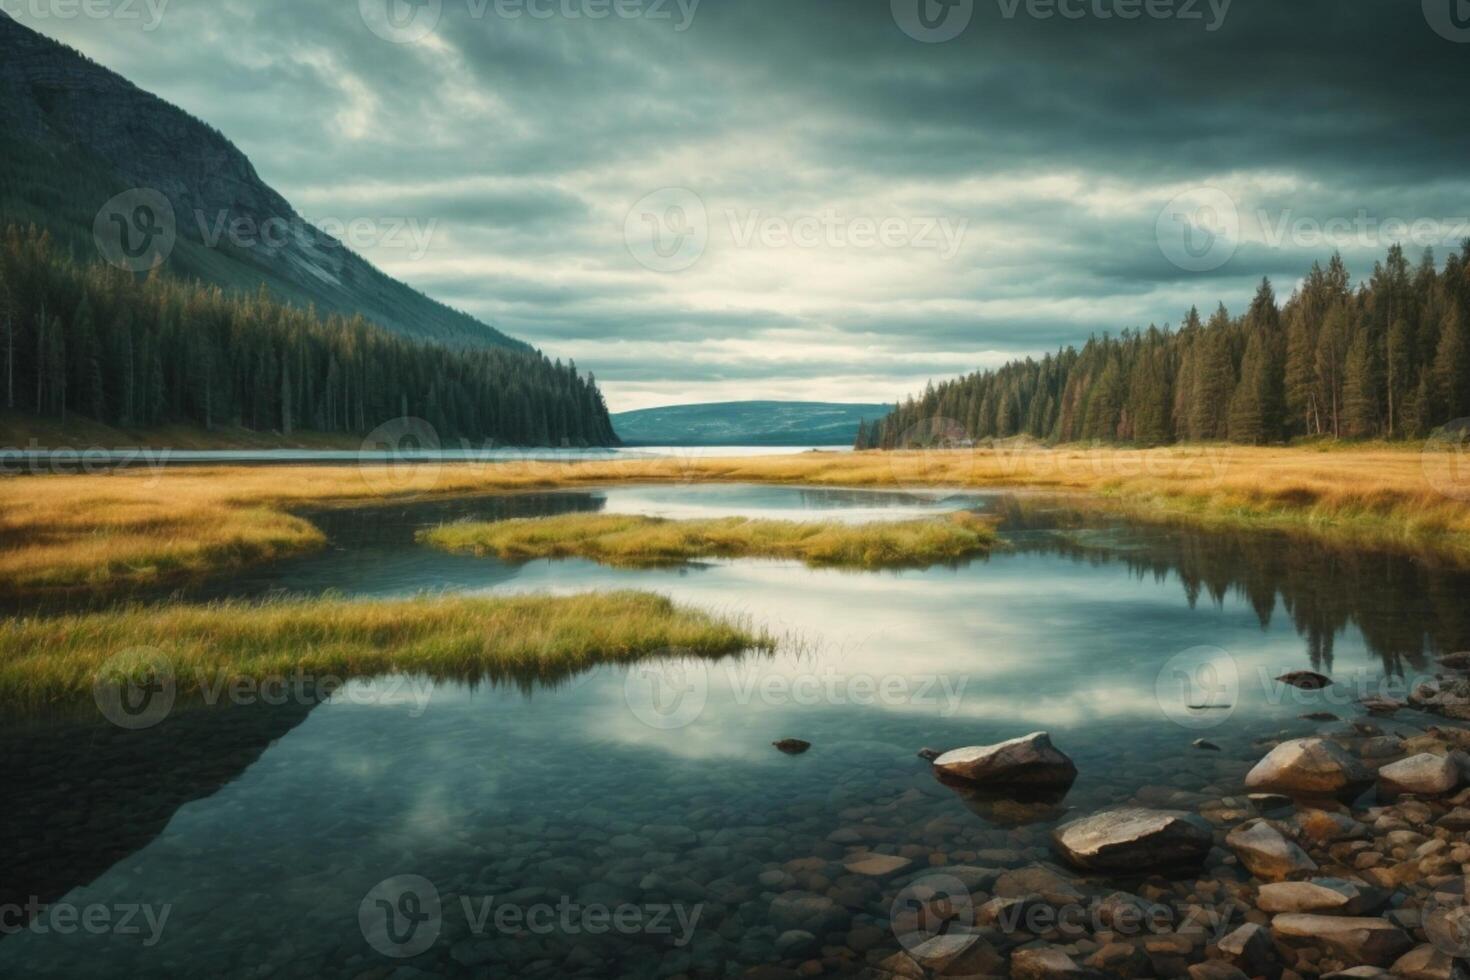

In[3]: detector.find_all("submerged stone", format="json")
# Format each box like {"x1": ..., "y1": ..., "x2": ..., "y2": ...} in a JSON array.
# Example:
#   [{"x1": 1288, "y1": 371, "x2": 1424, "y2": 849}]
[
  {"x1": 1051, "y1": 807, "x2": 1213, "y2": 872},
  {"x1": 932, "y1": 731, "x2": 1077, "y2": 788}
]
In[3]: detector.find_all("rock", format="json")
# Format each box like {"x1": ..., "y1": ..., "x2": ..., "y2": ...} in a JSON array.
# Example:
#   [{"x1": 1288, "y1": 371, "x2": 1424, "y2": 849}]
[
  {"x1": 1212, "y1": 922, "x2": 1279, "y2": 979},
  {"x1": 1271, "y1": 913, "x2": 1413, "y2": 966},
  {"x1": 1361, "y1": 697, "x2": 1405, "y2": 715},
  {"x1": 1278, "y1": 670, "x2": 1332, "y2": 689},
  {"x1": 1010, "y1": 946, "x2": 1106, "y2": 979},
  {"x1": 1378, "y1": 753, "x2": 1462, "y2": 798},
  {"x1": 1255, "y1": 878, "x2": 1386, "y2": 915},
  {"x1": 1301, "y1": 712, "x2": 1340, "y2": 721},
  {"x1": 1194, "y1": 739, "x2": 1222, "y2": 751},
  {"x1": 773, "y1": 738, "x2": 811, "y2": 754},
  {"x1": 1096, "y1": 891, "x2": 1165, "y2": 932},
  {"x1": 941, "y1": 865, "x2": 1003, "y2": 891},
  {"x1": 908, "y1": 934, "x2": 1004, "y2": 974},
  {"x1": 1244, "y1": 738, "x2": 1374, "y2": 800},
  {"x1": 1440, "y1": 651, "x2": 1470, "y2": 671},
  {"x1": 775, "y1": 930, "x2": 817, "y2": 956},
  {"x1": 993, "y1": 864, "x2": 1084, "y2": 905},
  {"x1": 1390, "y1": 943, "x2": 1470, "y2": 980},
  {"x1": 1225, "y1": 819, "x2": 1318, "y2": 882},
  {"x1": 932, "y1": 731, "x2": 1078, "y2": 788},
  {"x1": 1086, "y1": 942, "x2": 1152, "y2": 977},
  {"x1": 769, "y1": 891, "x2": 845, "y2": 934},
  {"x1": 1051, "y1": 807, "x2": 1213, "y2": 872},
  {"x1": 1189, "y1": 963, "x2": 1251, "y2": 980},
  {"x1": 1290, "y1": 808, "x2": 1371, "y2": 843},
  {"x1": 917, "y1": 747, "x2": 940, "y2": 762},
  {"x1": 841, "y1": 854, "x2": 912, "y2": 878}
]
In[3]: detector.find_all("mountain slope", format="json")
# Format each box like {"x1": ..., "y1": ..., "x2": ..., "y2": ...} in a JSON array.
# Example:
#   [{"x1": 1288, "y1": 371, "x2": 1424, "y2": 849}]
[
  {"x1": 612, "y1": 401, "x2": 892, "y2": 446},
  {"x1": 0, "y1": 11, "x2": 525, "y2": 351}
]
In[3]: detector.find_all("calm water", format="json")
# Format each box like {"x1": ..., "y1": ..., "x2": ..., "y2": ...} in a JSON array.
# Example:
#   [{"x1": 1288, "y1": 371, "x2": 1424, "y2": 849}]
[{"x1": 3, "y1": 484, "x2": 1468, "y2": 978}]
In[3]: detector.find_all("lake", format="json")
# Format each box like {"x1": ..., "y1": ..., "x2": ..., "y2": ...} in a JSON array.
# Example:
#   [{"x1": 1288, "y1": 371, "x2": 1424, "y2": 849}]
[{"x1": 2, "y1": 484, "x2": 1466, "y2": 978}]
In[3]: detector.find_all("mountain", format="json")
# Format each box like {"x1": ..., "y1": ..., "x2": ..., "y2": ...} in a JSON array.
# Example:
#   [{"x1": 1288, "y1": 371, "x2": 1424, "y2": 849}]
[
  {"x1": 0, "y1": 11, "x2": 523, "y2": 351},
  {"x1": 612, "y1": 401, "x2": 892, "y2": 446}
]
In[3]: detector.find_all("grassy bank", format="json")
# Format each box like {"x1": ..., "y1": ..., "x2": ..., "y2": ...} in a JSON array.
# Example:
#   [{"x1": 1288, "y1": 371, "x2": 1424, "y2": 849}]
[
  {"x1": 0, "y1": 591, "x2": 772, "y2": 709},
  {"x1": 2, "y1": 444, "x2": 1468, "y2": 592},
  {"x1": 421, "y1": 511, "x2": 996, "y2": 569}
]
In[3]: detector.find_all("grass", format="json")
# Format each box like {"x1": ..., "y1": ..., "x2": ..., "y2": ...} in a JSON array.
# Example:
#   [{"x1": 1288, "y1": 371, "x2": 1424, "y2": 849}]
[
  {"x1": 420, "y1": 511, "x2": 997, "y2": 569},
  {"x1": 0, "y1": 591, "x2": 773, "y2": 709},
  {"x1": 1, "y1": 443, "x2": 1468, "y2": 592}
]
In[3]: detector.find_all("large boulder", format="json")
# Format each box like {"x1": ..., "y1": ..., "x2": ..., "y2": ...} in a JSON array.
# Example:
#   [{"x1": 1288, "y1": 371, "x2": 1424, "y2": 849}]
[
  {"x1": 1244, "y1": 738, "x2": 1373, "y2": 799},
  {"x1": 1271, "y1": 914, "x2": 1413, "y2": 966},
  {"x1": 1255, "y1": 878, "x2": 1386, "y2": 915},
  {"x1": 932, "y1": 731, "x2": 1077, "y2": 788},
  {"x1": 1225, "y1": 819, "x2": 1317, "y2": 882},
  {"x1": 1051, "y1": 807, "x2": 1213, "y2": 872},
  {"x1": 1378, "y1": 753, "x2": 1462, "y2": 798}
]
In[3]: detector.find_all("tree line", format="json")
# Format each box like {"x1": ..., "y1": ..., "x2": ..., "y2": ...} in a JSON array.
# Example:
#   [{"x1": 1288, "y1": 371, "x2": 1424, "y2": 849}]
[
  {"x1": 857, "y1": 243, "x2": 1470, "y2": 448},
  {"x1": 0, "y1": 224, "x2": 617, "y2": 446}
]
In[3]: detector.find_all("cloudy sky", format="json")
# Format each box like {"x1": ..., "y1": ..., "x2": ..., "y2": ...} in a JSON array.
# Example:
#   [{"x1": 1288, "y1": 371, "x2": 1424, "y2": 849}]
[{"x1": 14, "y1": 0, "x2": 1470, "y2": 410}]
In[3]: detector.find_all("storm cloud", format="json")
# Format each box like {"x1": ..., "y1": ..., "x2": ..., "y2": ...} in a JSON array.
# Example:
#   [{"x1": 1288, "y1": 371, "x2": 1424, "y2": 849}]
[{"x1": 14, "y1": 0, "x2": 1470, "y2": 408}]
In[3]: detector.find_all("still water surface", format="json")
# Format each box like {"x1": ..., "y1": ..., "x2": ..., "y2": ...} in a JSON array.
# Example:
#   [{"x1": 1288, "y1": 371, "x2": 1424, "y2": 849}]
[{"x1": 2, "y1": 484, "x2": 1467, "y2": 978}]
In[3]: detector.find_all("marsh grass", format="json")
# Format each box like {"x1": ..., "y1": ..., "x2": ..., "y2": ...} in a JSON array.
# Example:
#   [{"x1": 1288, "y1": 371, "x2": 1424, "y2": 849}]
[
  {"x1": 420, "y1": 511, "x2": 997, "y2": 569},
  {"x1": 0, "y1": 591, "x2": 773, "y2": 709},
  {"x1": 2, "y1": 444, "x2": 1468, "y2": 592}
]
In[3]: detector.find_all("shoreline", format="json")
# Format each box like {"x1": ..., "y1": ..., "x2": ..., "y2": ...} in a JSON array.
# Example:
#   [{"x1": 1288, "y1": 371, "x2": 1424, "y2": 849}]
[{"x1": 0, "y1": 445, "x2": 1466, "y2": 593}]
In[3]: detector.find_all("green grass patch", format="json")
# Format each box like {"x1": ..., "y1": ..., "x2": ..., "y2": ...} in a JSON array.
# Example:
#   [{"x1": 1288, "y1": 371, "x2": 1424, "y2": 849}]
[
  {"x1": 420, "y1": 511, "x2": 997, "y2": 569},
  {"x1": 0, "y1": 591, "x2": 773, "y2": 709}
]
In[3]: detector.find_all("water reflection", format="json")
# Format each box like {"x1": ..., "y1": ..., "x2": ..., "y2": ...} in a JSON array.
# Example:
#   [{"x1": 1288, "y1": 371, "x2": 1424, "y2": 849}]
[{"x1": 2, "y1": 485, "x2": 1468, "y2": 978}]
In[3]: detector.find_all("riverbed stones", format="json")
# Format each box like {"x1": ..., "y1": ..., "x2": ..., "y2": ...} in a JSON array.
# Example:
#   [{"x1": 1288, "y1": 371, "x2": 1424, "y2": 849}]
[
  {"x1": 769, "y1": 890, "x2": 845, "y2": 934},
  {"x1": 932, "y1": 732, "x2": 1077, "y2": 788},
  {"x1": 1010, "y1": 946, "x2": 1107, "y2": 979},
  {"x1": 993, "y1": 864, "x2": 1084, "y2": 905},
  {"x1": 1390, "y1": 943, "x2": 1470, "y2": 980},
  {"x1": 1211, "y1": 922, "x2": 1279, "y2": 979},
  {"x1": 1255, "y1": 878, "x2": 1386, "y2": 915},
  {"x1": 1244, "y1": 738, "x2": 1373, "y2": 799},
  {"x1": 1188, "y1": 963, "x2": 1251, "y2": 980},
  {"x1": 840, "y1": 853, "x2": 911, "y2": 878},
  {"x1": 1051, "y1": 807, "x2": 1213, "y2": 872},
  {"x1": 1225, "y1": 819, "x2": 1318, "y2": 881},
  {"x1": 1377, "y1": 753, "x2": 1462, "y2": 798},
  {"x1": 1271, "y1": 913, "x2": 1413, "y2": 966}
]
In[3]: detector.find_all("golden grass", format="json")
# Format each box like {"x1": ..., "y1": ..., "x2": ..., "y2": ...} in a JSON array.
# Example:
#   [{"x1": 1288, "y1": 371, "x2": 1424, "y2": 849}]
[
  {"x1": 0, "y1": 591, "x2": 771, "y2": 708},
  {"x1": 1, "y1": 443, "x2": 1467, "y2": 592},
  {"x1": 420, "y1": 510, "x2": 996, "y2": 569}
]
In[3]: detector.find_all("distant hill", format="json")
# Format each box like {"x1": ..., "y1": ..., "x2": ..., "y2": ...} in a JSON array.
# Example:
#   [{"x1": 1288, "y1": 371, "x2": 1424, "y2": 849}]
[
  {"x1": 612, "y1": 401, "x2": 892, "y2": 446},
  {"x1": 0, "y1": 11, "x2": 526, "y2": 352}
]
